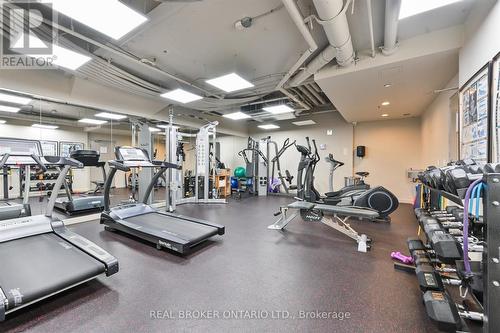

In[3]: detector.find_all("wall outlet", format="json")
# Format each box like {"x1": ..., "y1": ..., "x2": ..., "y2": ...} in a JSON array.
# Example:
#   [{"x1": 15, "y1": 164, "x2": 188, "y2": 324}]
[{"x1": 327, "y1": 130, "x2": 333, "y2": 136}]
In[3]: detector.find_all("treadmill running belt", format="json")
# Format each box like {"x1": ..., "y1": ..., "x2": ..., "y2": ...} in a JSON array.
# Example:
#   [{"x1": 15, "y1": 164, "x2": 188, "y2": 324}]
[
  {"x1": 126, "y1": 212, "x2": 218, "y2": 244},
  {"x1": 0, "y1": 233, "x2": 105, "y2": 311}
]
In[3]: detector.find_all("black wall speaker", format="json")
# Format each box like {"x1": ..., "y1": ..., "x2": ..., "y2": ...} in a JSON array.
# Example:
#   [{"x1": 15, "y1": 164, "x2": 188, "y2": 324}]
[{"x1": 356, "y1": 146, "x2": 366, "y2": 158}]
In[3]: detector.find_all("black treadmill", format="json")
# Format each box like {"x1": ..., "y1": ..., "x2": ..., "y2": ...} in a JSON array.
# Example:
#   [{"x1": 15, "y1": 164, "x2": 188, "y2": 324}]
[
  {"x1": 0, "y1": 141, "x2": 118, "y2": 321},
  {"x1": 55, "y1": 150, "x2": 106, "y2": 215},
  {"x1": 100, "y1": 146, "x2": 225, "y2": 254}
]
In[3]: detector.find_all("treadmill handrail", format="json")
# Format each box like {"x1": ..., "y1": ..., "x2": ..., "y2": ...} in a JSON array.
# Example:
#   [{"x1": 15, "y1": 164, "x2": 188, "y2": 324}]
[{"x1": 108, "y1": 160, "x2": 131, "y2": 172}]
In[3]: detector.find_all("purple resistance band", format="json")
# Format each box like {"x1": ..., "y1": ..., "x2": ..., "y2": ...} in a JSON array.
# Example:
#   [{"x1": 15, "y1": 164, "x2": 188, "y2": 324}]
[{"x1": 462, "y1": 178, "x2": 483, "y2": 274}]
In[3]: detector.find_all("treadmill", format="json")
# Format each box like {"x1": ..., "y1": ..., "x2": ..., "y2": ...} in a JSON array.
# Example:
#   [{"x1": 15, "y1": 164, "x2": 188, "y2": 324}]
[
  {"x1": 0, "y1": 141, "x2": 118, "y2": 321},
  {"x1": 101, "y1": 146, "x2": 225, "y2": 254},
  {"x1": 0, "y1": 138, "x2": 37, "y2": 221},
  {"x1": 55, "y1": 150, "x2": 106, "y2": 215}
]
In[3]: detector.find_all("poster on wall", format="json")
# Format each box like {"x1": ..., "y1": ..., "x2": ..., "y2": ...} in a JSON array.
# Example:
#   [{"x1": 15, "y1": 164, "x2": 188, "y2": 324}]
[
  {"x1": 40, "y1": 140, "x2": 58, "y2": 156},
  {"x1": 493, "y1": 53, "x2": 500, "y2": 162},
  {"x1": 59, "y1": 142, "x2": 84, "y2": 158},
  {"x1": 459, "y1": 64, "x2": 490, "y2": 164}
]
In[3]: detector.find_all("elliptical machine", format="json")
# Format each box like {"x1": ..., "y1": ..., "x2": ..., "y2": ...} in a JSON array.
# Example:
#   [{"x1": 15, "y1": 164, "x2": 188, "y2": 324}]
[{"x1": 295, "y1": 137, "x2": 399, "y2": 220}]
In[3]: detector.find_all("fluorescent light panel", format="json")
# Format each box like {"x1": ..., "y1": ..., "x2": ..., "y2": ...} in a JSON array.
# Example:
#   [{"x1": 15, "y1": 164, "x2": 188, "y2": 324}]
[
  {"x1": 46, "y1": 0, "x2": 148, "y2": 40},
  {"x1": 0, "y1": 105, "x2": 20, "y2": 113},
  {"x1": 263, "y1": 105, "x2": 294, "y2": 114},
  {"x1": 27, "y1": 44, "x2": 92, "y2": 70},
  {"x1": 149, "y1": 127, "x2": 161, "y2": 132},
  {"x1": 292, "y1": 120, "x2": 316, "y2": 126},
  {"x1": 95, "y1": 112, "x2": 127, "y2": 120},
  {"x1": 381, "y1": 101, "x2": 390, "y2": 106},
  {"x1": 0, "y1": 120, "x2": 6, "y2": 124},
  {"x1": 161, "y1": 89, "x2": 203, "y2": 104},
  {"x1": 399, "y1": 0, "x2": 462, "y2": 19},
  {"x1": 223, "y1": 112, "x2": 251, "y2": 120},
  {"x1": 32, "y1": 123, "x2": 58, "y2": 129},
  {"x1": 0, "y1": 92, "x2": 31, "y2": 105},
  {"x1": 79, "y1": 118, "x2": 108, "y2": 125},
  {"x1": 258, "y1": 124, "x2": 280, "y2": 130},
  {"x1": 206, "y1": 73, "x2": 254, "y2": 93},
  {"x1": 52, "y1": 45, "x2": 92, "y2": 70}
]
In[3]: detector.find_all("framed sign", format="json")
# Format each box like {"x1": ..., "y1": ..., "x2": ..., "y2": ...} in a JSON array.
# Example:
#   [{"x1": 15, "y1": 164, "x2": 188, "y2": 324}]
[
  {"x1": 459, "y1": 63, "x2": 491, "y2": 163},
  {"x1": 492, "y1": 52, "x2": 500, "y2": 162},
  {"x1": 59, "y1": 141, "x2": 84, "y2": 157},
  {"x1": 40, "y1": 140, "x2": 58, "y2": 156}
]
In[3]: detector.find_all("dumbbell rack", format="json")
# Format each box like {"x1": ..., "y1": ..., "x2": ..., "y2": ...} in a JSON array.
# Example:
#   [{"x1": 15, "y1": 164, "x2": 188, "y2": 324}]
[
  {"x1": 422, "y1": 175, "x2": 500, "y2": 333},
  {"x1": 19, "y1": 166, "x2": 72, "y2": 198}
]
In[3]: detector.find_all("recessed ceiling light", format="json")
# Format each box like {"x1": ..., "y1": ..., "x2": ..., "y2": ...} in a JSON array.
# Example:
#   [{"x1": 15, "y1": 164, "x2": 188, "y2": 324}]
[
  {"x1": 32, "y1": 123, "x2": 58, "y2": 129},
  {"x1": 149, "y1": 127, "x2": 162, "y2": 132},
  {"x1": 206, "y1": 73, "x2": 254, "y2": 93},
  {"x1": 223, "y1": 112, "x2": 251, "y2": 120},
  {"x1": 381, "y1": 101, "x2": 390, "y2": 106},
  {"x1": 0, "y1": 120, "x2": 6, "y2": 124},
  {"x1": 292, "y1": 120, "x2": 316, "y2": 126},
  {"x1": 381, "y1": 114, "x2": 389, "y2": 117},
  {"x1": 399, "y1": 0, "x2": 462, "y2": 20},
  {"x1": 78, "y1": 118, "x2": 108, "y2": 125},
  {"x1": 384, "y1": 83, "x2": 392, "y2": 88},
  {"x1": 263, "y1": 105, "x2": 294, "y2": 114},
  {"x1": 258, "y1": 124, "x2": 280, "y2": 130},
  {"x1": 44, "y1": 0, "x2": 148, "y2": 40},
  {"x1": 161, "y1": 89, "x2": 203, "y2": 104},
  {"x1": 0, "y1": 105, "x2": 20, "y2": 113},
  {"x1": 95, "y1": 112, "x2": 127, "y2": 120},
  {"x1": 0, "y1": 92, "x2": 31, "y2": 105}
]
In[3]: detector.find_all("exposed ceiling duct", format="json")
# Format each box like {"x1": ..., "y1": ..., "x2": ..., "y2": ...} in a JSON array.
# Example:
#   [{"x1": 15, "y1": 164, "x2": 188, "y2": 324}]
[
  {"x1": 381, "y1": 0, "x2": 402, "y2": 55},
  {"x1": 288, "y1": 0, "x2": 355, "y2": 87}
]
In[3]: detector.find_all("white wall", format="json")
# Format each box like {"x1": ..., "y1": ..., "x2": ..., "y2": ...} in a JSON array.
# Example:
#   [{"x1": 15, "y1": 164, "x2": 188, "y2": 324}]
[
  {"x1": 354, "y1": 117, "x2": 422, "y2": 204},
  {"x1": 420, "y1": 74, "x2": 459, "y2": 166},
  {"x1": 249, "y1": 112, "x2": 354, "y2": 195},
  {"x1": 217, "y1": 135, "x2": 249, "y2": 172},
  {"x1": 88, "y1": 132, "x2": 132, "y2": 189},
  {"x1": 459, "y1": 0, "x2": 500, "y2": 86}
]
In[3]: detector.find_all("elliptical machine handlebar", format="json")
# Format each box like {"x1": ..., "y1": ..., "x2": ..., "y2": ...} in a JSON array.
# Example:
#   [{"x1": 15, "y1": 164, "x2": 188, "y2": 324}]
[
  {"x1": 326, "y1": 153, "x2": 345, "y2": 168},
  {"x1": 311, "y1": 139, "x2": 320, "y2": 163}
]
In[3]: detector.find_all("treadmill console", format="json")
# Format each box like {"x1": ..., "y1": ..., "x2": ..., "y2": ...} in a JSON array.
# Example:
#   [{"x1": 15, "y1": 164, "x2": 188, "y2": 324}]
[
  {"x1": 0, "y1": 138, "x2": 42, "y2": 165},
  {"x1": 116, "y1": 147, "x2": 154, "y2": 167}
]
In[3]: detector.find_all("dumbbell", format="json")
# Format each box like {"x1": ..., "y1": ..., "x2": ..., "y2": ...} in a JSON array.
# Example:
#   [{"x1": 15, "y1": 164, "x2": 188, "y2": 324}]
[{"x1": 423, "y1": 290, "x2": 484, "y2": 332}]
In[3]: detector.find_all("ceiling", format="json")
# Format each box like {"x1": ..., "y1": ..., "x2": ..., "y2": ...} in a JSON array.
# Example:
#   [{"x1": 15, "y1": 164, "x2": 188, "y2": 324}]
[
  {"x1": 0, "y1": 0, "x2": 481, "y2": 130},
  {"x1": 317, "y1": 49, "x2": 459, "y2": 122}
]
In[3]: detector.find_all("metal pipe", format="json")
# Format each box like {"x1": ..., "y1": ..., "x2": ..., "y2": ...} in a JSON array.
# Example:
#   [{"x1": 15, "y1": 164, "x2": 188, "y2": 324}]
[
  {"x1": 305, "y1": 84, "x2": 326, "y2": 104},
  {"x1": 288, "y1": 0, "x2": 355, "y2": 86},
  {"x1": 275, "y1": 0, "x2": 317, "y2": 109},
  {"x1": 298, "y1": 86, "x2": 320, "y2": 106},
  {"x1": 289, "y1": 45, "x2": 336, "y2": 86},
  {"x1": 382, "y1": 0, "x2": 402, "y2": 56},
  {"x1": 281, "y1": 0, "x2": 318, "y2": 52},
  {"x1": 367, "y1": 0, "x2": 376, "y2": 57}
]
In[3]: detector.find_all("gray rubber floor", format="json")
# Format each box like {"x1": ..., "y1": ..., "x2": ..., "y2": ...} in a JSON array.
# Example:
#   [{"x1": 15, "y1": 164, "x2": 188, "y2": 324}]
[{"x1": 1, "y1": 196, "x2": 441, "y2": 333}]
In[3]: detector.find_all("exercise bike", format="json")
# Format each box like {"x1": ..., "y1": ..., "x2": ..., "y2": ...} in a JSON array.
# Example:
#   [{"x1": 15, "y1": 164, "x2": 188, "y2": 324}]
[{"x1": 296, "y1": 137, "x2": 399, "y2": 221}]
